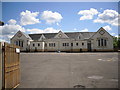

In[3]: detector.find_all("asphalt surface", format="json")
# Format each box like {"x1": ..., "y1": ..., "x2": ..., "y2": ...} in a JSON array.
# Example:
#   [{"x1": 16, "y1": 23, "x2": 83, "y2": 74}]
[{"x1": 18, "y1": 52, "x2": 118, "y2": 88}]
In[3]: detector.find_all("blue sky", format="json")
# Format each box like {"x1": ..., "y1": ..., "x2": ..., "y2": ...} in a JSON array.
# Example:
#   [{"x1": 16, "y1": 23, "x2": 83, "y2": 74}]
[{"x1": 1, "y1": 2, "x2": 119, "y2": 42}]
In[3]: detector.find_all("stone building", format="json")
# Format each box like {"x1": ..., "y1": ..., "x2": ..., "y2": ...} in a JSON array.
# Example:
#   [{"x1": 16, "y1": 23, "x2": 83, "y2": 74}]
[{"x1": 10, "y1": 27, "x2": 113, "y2": 52}]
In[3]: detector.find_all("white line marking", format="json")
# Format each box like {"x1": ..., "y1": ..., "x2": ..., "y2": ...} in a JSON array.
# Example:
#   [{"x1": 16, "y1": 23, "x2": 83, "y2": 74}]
[
  {"x1": 88, "y1": 75, "x2": 103, "y2": 80},
  {"x1": 98, "y1": 59, "x2": 102, "y2": 61}
]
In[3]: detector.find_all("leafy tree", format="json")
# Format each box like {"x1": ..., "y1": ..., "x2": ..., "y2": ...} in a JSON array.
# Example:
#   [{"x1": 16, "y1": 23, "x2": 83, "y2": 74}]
[
  {"x1": 113, "y1": 34, "x2": 120, "y2": 49},
  {"x1": 118, "y1": 34, "x2": 120, "y2": 49},
  {"x1": 113, "y1": 37, "x2": 118, "y2": 48}
]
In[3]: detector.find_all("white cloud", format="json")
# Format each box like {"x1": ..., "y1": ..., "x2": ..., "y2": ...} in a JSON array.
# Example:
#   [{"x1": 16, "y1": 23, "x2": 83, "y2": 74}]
[
  {"x1": 8, "y1": 19, "x2": 17, "y2": 25},
  {"x1": 78, "y1": 8, "x2": 99, "y2": 20},
  {"x1": 74, "y1": 28, "x2": 77, "y2": 31},
  {"x1": 103, "y1": 25, "x2": 112, "y2": 31},
  {"x1": 80, "y1": 28, "x2": 89, "y2": 32},
  {"x1": 115, "y1": 35, "x2": 119, "y2": 38},
  {"x1": 41, "y1": 10, "x2": 63, "y2": 24},
  {"x1": 1, "y1": 24, "x2": 25, "y2": 35},
  {"x1": 56, "y1": 23, "x2": 60, "y2": 26},
  {"x1": 27, "y1": 28, "x2": 43, "y2": 34},
  {"x1": 20, "y1": 10, "x2": 40, "y2": 26},
  {"x1": 27, "y1": 27, "x2": 60, "y2": 34},
  {"x1": 94, "y1": 9, "x2": 120, "y2": 26},
  {"x1": 0, "y1": 38, "x2": 7, "y2": 42},
  {"x1": 0, "y1": 19, "x2": 25, "y2": 42},
  {"x1": 0, "y1": 24, "x2": 25, "y2": 42},
  {"x1": 0, "y1": 34, "x2": 14, "y2": 42},
  {"x1": 111, "y1": 33, "x2": 115, "y2": 35},
  {"x1": 44, "y1": 27, "x2": 60, "y2": 33}
]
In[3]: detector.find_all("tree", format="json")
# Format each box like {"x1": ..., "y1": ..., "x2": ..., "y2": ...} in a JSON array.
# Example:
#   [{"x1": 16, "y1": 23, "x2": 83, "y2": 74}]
[
  {"x1": 113, "y1": 34, "x2": 120, "y2": 50},
  {"x1": 118, "y1": 34, "x2": 120, "y2": 49}
]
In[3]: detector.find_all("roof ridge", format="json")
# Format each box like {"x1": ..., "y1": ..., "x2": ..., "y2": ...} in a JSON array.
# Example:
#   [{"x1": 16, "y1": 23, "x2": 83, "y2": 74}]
[
  {"x1": 28, "y1": 31, "x2": 96, "y2": 35},
  {"x1": 29, "y1": 33, "x2": 57, "y2": 35}
]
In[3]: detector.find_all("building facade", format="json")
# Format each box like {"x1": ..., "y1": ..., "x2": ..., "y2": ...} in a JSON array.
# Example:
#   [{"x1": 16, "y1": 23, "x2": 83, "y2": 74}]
[{"x1": 10, "y1": 27, "x2": 113, "y2": 52}]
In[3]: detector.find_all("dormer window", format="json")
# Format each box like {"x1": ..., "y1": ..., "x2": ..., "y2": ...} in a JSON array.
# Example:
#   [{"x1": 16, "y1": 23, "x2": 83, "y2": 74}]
[{"x1": 39, "y1": 34, "x2": 45, "y2": 41}]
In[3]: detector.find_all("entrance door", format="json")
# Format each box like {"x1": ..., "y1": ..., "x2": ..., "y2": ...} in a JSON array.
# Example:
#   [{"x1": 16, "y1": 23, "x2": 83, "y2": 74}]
[{"x1": 87, "y1": 42, "x2": 91, "y2": 52}]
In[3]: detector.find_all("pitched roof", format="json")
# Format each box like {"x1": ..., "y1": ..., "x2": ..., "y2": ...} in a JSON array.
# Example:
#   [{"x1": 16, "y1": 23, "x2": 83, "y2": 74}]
[
  {"x1": 80, "y1": 32, "x2": 95, "y2": 39},
  {"x1": 11, "y1": 30, "x2": 32, "y2": 40},
  {"x1": 28, "y1": 32, "x2": 96, "y2": 41},
  {"x1": 29, "y1": 34, "x2": 42, "y2": 41},
  {"x1": 44, "y1": 33, "x2": 57, "y2": 39},
  {"x1": 65, "y1": 32, "x2": 95, "y2": 39},
  {"x1": 29, "y1": 33, "x2": 57, "y2": 40},
  {"x1": 23, "y1": 33, "x2": 32, "y2": 40},
  {"x1": 65, "y1": 32, "x2": 80, "y2": 39}
]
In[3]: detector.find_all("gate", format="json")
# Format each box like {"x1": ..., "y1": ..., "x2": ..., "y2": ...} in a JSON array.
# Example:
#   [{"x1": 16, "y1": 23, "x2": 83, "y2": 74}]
[{"x1": 1, "y1": 42, "x2": 20, "y2": 89}]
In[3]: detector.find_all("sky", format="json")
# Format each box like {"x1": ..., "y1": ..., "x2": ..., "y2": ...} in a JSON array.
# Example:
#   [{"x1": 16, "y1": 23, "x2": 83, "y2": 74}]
[{"x1": 0, "y1": 2, "x2": 120, "y2": 42}]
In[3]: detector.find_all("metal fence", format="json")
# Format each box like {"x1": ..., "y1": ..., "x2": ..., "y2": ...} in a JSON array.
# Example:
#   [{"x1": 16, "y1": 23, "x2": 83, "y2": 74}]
[{"x1": 0, "y1": 42, "x2": 20, "y2": 89}]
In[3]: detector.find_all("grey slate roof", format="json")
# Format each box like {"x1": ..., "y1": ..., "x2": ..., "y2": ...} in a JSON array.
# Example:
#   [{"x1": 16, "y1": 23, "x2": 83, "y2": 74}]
[
  {"x1": 28, "y1": 32, "x2": 96, "y2": 41},
  {"x1": 29, "y1": 34, "x2": 42, "y2": 41},
  {"x1": 80, "y1": 32, "x2": 95, "y2": 39},
  {"x1": 29, "y1": 33, "x2": 57, "y2": 40},
  {"x1": 65, "y1": 32, "x2": 81, "y2": 39},
  {"x1": 44, "y1": 33, "x2": 57, "y2": 39}
]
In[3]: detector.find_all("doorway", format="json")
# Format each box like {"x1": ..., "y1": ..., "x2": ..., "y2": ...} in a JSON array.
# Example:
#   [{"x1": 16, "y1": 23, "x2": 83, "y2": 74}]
[{"x1": 87, "y1": 42, "x2": 91, "y2": 52}]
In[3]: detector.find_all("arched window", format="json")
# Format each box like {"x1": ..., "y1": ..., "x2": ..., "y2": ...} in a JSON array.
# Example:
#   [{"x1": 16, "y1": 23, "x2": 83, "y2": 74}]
[
  {"x1": 38, "y1": 43, "x2": 40, "y2": 46},
  {"x1": 104, "y1": 39, "x2": 107, "y2": 46},
  {"x1": 54, "y1": 43, "x2": 55, "y2": 47},
  {"x1": 82, "y1": 43, "x2": 84, "y2": 46},
  {"x1": 71, "y1": 43, "x2": 73, "y2": 46},
  {"x1": 16, "y1": 41, "x2": 18, "y2": 46},
  {"x1": 98, "y1": 38, "x2": 107, "y2": 47},
  {"x1": 98, "y1": 39, "x2": 100, "y2": 46},
  {"x1": 76, "y1": 43, "x2": 78, "y2": 46},
  {"x1": 33, "y1": 43, "x2": 35, "y2": 47},
  {"x1": 15, "y1": 40, "x2": 23, "y2": 47},
  {"x1": 101, "y1": 39, "x2": 103, "y2": 46},
  {"x1": 21, "y1": 41, "x2": 23, "y2": 47}
]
